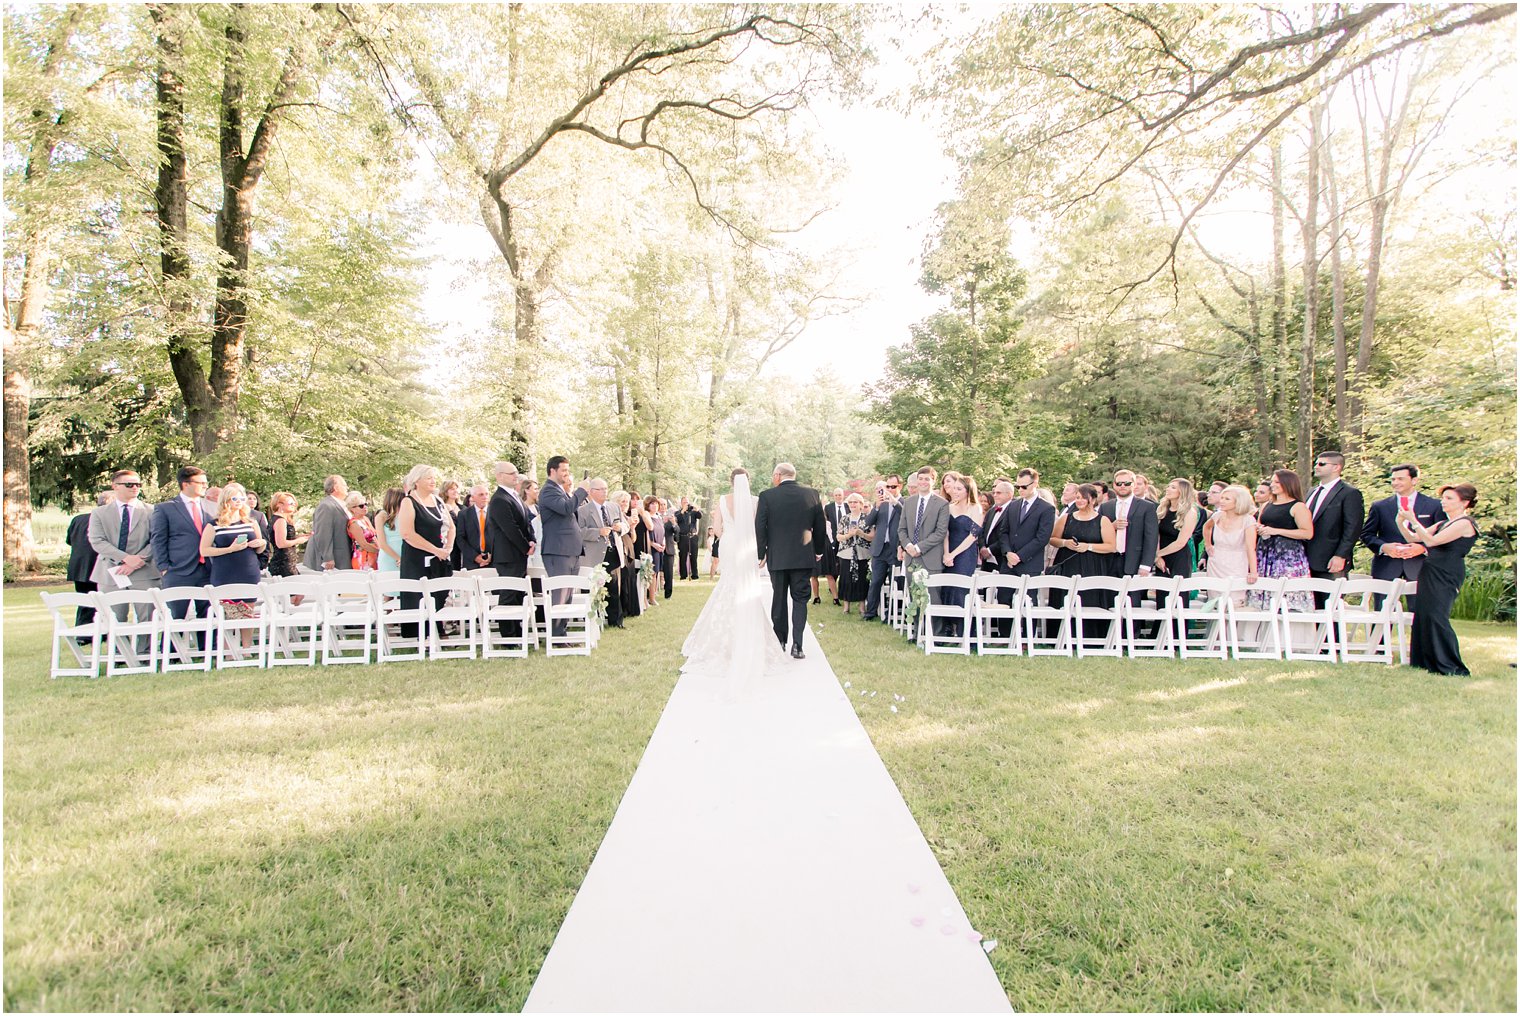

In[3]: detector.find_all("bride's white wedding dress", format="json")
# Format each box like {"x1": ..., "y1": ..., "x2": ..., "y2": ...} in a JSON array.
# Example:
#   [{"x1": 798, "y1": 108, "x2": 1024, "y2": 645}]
[{"x1": 681, "y1": 473, "x2": 788, "y2": 684}]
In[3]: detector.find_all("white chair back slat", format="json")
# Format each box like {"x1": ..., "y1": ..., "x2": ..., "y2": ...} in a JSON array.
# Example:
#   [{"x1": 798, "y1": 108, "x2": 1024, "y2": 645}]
[{"x1": 95, "y1": 588, "x2": 162, "y2": 676}]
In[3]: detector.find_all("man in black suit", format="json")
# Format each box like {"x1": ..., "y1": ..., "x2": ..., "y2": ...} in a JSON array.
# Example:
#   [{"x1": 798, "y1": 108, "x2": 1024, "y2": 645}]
[
  {"x1": 1099, "y1": 470, "x2": 1158, "y2": 579},
  {"x1": 1304, "y1": 450, "x2": 1365, "y2": 607},
  {"x1": 661, "y1": 505, "x2": 678, "y2": 599},
  {"x1": 456, "y1": 483, "x2": 493, "y2": 571},
  {"x1": 66, "y1": 492, "x2": 111, "y2": 629},
  {"x1": 755, "y1": 462, "x2": 829, "y2": 659},
  {"x1": 823, "y1": 488, "x2": 846, "y2": 604},
  {"x1": 861, "y1": 474, "x2": 903, "y2": 621},
  {"x1": 985, "y1": 471, "x2": 1057, "y2": 634},
  {"x1": 487, "y1": 462, "x2": 536, "y2": 639},
  {"x1": 1362, "y1": 462, "x2": 1444, "y2": 607}
]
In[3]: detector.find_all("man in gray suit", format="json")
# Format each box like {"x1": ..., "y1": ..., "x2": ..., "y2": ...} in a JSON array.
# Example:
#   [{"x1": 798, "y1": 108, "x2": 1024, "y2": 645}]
[
  {"x1": 306, "y1": 474, "x2": 353, "y2": 572},
  {"x1": 87, "y1": 469, "x2": 161, "y2": 620},
  {"x1": 578, "y1": 478, "x2": 626, "y2": 627},
  {"x1": 861, "y1": 474, "x2": 903, "y2": 622},
  {"x1": 896, "y1": 465, "x2": 950, "y2": 637}
]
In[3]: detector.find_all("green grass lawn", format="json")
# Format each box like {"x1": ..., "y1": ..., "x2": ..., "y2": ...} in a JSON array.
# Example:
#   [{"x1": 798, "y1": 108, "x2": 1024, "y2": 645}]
[
  {"x1": 5, "y1": 582, "x2": 1515, "y2": 1011},
  {"x1": 814, "y1": 607, "x2": 1517, "y2": 1011}
]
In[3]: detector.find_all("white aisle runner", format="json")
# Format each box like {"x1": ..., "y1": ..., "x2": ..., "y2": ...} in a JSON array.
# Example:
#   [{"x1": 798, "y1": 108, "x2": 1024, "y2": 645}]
[{"x1": 524, "y1": 625, "x2": 1012, "y2": 1013}]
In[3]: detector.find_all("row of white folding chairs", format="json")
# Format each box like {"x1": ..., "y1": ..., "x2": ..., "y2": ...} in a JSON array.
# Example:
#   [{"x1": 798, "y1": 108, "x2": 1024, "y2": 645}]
[
  {"x1": 41, "y1": 569, "x2": 601, "y2": 678},
  {"x1": 890, "y1": 571, "x2": 1415, "y2": 663}
]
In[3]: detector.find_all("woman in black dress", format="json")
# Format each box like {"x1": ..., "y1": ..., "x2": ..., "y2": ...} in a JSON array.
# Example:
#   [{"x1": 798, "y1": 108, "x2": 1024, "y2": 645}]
[
  {"x1": 618, "y1": 491, "x2": 643, "y2": 619},
  {"x1": 1400, "y1": 483, "x2": 1481, "y2": 676},
  {"x1": 266, "y1": 491, "x2": 309, "y2": 578},
  {"x1": 1048, "y1": 483, "x2": 1117, "y2": 632},
  {"x1": 1154, "y1": 477, "x2": 1200, "y2": 578},
  {"x1": 397, "y1": 464, "x2": 456, "y2": 639}
]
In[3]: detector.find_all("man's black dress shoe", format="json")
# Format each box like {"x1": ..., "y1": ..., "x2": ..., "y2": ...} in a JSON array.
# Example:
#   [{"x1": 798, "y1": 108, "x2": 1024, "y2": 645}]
[{"x1": 790, "y1": 646, "x2": 805, "y2": 660}]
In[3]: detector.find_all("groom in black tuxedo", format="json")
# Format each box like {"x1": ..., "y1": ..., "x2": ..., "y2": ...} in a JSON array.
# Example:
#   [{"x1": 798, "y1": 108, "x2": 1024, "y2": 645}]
[{"x1": 755, "y1": 461, "x2": 829, "y2": 659}]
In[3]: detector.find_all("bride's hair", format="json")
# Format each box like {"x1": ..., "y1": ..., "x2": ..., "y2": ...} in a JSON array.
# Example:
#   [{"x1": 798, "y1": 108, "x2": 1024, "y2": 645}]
[{"x1": 731, "y1": 467, "x2": 749, "y2": 481}]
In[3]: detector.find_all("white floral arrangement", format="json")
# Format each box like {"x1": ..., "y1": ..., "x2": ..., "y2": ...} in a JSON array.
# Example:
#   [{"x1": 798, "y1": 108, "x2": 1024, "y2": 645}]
[
  {"x1": 907, "y1": 566, "x2": 930, "y2": 621},
  {"x1": 589, "y1": 564, "x2": 610, "y2": 625},
  {"x1": 636, "y1": 554, "x2": 653, "y2": 585}
]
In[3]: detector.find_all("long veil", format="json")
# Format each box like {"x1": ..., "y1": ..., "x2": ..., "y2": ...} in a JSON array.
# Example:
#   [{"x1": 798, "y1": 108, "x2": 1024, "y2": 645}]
[{"x1": 680, "y1": 472, "x2": 786, "y2": 686}]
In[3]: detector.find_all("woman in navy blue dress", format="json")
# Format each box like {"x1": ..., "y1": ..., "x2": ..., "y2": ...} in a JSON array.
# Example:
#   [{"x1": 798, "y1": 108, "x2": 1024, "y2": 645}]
[
  {"x1": 940, "y1": 472, "x2": 984, "y2": 637},
  {"x1": 200, "y1": 482, "x2": 267, "y2": 648}
]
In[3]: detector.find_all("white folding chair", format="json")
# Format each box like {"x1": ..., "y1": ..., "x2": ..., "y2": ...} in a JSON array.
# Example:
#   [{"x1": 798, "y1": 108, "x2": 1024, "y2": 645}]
[
  {"x1": 427, "y1": 575, "x2": 481, "y2": 660},
  {"x1": 1172, "y1": 577, "x2": 1231, "y2": 659},
  {"x1": 1022, "y1": 575, "x2": 1075, "y2": 656},
  {"x1": 1392, "y1": 580, "x2": 1417, "y2": 665},
  {"x1": 95, "y1": 588, "x2": 162, "y2": 676},
  {"x1": 1334, "y1": 578, "x2": 1400, "y2": 664},
  {"x1": 478, "y1": 575, "x2": 535, "y2": 658},
  {"x1": 889, "y1": 565, "x2": 911, "y2": 635},
  {"x1": 41, "y1": 591, "x2": 105, "y2": 678},
  {"x1": 211, "y1": 583, "x2": 269, "y2": 669},
  {"x1": 972, "y1": 573, "x2": 1024, "y2": 655},
  {"x1": 371, "y1": 575, "x2": 430, "y2": 662},
  {"x1": 1282, "y1": 578, "x2": 1342, "y2": 662},
  {"x1": 264, "y1": 580, "x2": 322, "y2": 666},
  {"x1": 542, "y1": 573, "x2": 595, "y2": 656},
  {"x1": 153, "y1": 586, "x2": 217, "y2": 672},
  {"x1": 1072, "y1": 575, "x2": 1127, "y2": 658},
  {"x1": 1226, "y1": 578, "x2": 1286, "y2": 660},
  {"x1": 1121, "y1": 574, "x2": 1178, "y2": 658},
  {"x1": 922, "y1": 574, "x2": 976, "y2": 655},
  {"x1": 524, "y1": 565, "x2": 549, "y2": 648},
  {"x1": 320, "y1": 579, "x2": 376, "y2": 665}
]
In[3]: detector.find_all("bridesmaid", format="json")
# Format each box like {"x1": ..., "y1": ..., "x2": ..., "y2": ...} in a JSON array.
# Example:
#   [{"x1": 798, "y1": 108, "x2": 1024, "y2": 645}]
[
  {"x1": 940, "y1": 473, "x2": 984, "y2": 637},
  {"x1": 1400, "y1": 483, "x2": 1481, "y2": 676}
]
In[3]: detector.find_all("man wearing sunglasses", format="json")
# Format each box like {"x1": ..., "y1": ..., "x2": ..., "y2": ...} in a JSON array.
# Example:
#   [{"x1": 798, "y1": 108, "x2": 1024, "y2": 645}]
[
  {"x1": 87, "y1": 469, "x2": 161, "y2": 597},
  {"x1": 1304, "y1": 450, "x2": 1365, "y2": 607},
  {"x1": 1099, "y1": 469, "x2": 1158, "y2": 579}
]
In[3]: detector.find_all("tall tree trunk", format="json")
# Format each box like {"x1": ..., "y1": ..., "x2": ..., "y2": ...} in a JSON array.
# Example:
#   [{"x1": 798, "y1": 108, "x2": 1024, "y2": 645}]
[
  {"x1": 4, "y1": 7, "x2": 85, "y2": 572},
  {"x1": 1325, "y1": 135, "x2": 1349, "y2": 446},
  {"x1": 151, "y1": 4, "x2": 215, "y2": 455},
  {"x1": 1269, "y1": 140, "x2": 1289, "y2": 464},
  {"x1": 1297, "y1": 106, "x2": 1323, "y2": 478}
]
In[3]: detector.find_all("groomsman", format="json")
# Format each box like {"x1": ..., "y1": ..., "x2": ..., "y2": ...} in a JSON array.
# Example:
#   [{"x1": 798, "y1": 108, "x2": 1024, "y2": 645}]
[
  {"x1": 487, "y1": 462, "x2": 536, "y2": 639},
  {"x1": 1304, "y1": 450, "x2": 1364, "y2": 606},
  {"x1": 861, "y1": 474, "x2": 903, "y2": 621},
  {"x1": 1362, "y1": 463, "x2": 1443, "y2": 606},
  {"x1": 1099, "y1": 469, "x2": 1158, "y2": 578},
  {"x1": 150, "y1": 465, "x2": 215, "y2": 619}
]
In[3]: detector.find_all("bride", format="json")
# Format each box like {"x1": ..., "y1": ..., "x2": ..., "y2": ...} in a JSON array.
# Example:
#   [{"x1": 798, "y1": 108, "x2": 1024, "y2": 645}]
[{"x1": 681, "y1": 468, "x2": 788, "y2": 684}]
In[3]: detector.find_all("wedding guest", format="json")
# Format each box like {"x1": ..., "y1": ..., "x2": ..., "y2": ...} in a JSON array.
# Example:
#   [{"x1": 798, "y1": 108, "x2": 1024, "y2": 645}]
[
  {"x1": 1101, "y1": 469, "x2": 1158, "y2": 579},
  {"x1": 1362, "y1": 463, "x2": 1444, "y2": 604},
  {"x1": 199, "y1": 482, "x2": 265, "y2": 645},
  {"x1": 644, "y1": 495, "x2": 666, "y2": 606},
  {"x1": 1049, "y1": 483, "x2": 1116, "y2": 633},
  {"x1": 1204, "y1": 485, "x2": 1258, "y2": 605},
  {"x1": 661, "y1": 503, "x2": 677, "y2": 598},
  {"x1": 267, "y1": 491, "x2": 309, "y2": 578},
  {"x1": 861, "y1": 474, "x2": 903, "y2": 622},
  {"x1": 538, "y1": 456, "x2": 583, "y2": 637},
  {"x1": 836, "y1": 492, "x2": 873, "y2": 614},
  {"x1": 456, "y1": 482, "x2": 492, "y2": 573},
  {"x1": 346, "y1": 491, "x2": 380, "y2": 570},
  {"x1": 1251, "y1": 469, "x2": 1314, "y2": 613},
  {"x1": 1134, "y1": 473, "x2": 1159, "y2": 502},
  {"x1": 1060, "y1": 482, "x2": 1079, "y2": 513},
  {"x1": 370, "y1": 488, "x2": 400, "y2": 574},
  {"x1": 88, "y1": 470, "x2": 160, "y2": 617},
  {"x1": 247, "y1": 490, "x2": 273, "y2": 571},
  {"x1": 440, "y1": 479, "x2": 464, "y2": 570},
  {"x1": 522, "y1": 478, "x2": 544, "y2": 571},
  {"x1": 151, "y1": 465, "x2": 215, "y2": 618},
  {"x1": 939, "y1": 473, "x2": 984, "y2": 637},
  {"x1": 1304, "y1": 450, "x2": 1365, "y2": 602},
  {"x1": 1091, "y1": 480, "x2": 1111, "y2": 507},
  {"x1": 1253, "y1": 482, "x2": 1272, "y2": 513},
  {"x1": 614, "y1": 490, "x2": 642, "y2": 619},
  {"x1": 1401, "y1": 483, "x2": 1481, "y2": 676},
  {"x1": 1154, "y1": 478, "x2": 1200, "y2": 578},
  {"x1": 397, "y1": 464, "x2": 456, "y2": 637},
  {"x1": 307, "y1": 474, "x2": 354, "y2": 572},
  {"x1": 66, "y1": 493, "x2": 110, "y2": 628},
  {"x1": 578, "y1": 479, "x2": 623, "y2": 628},
  {"x1": 676, "y1": 496, "x2": 702, "y2": 580},
  {"x1": 821, "y1": 488, "x2": 846, "y2": 605}
]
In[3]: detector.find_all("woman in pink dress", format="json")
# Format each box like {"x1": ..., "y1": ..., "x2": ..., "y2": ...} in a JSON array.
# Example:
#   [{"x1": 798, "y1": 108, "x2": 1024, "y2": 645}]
[
  {"x1": 346, "y1": 491, "x2": 381, "y2": 570},
  {"x1": 1204, "y1": 484, "x2": 1258, "y2": 605}
]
